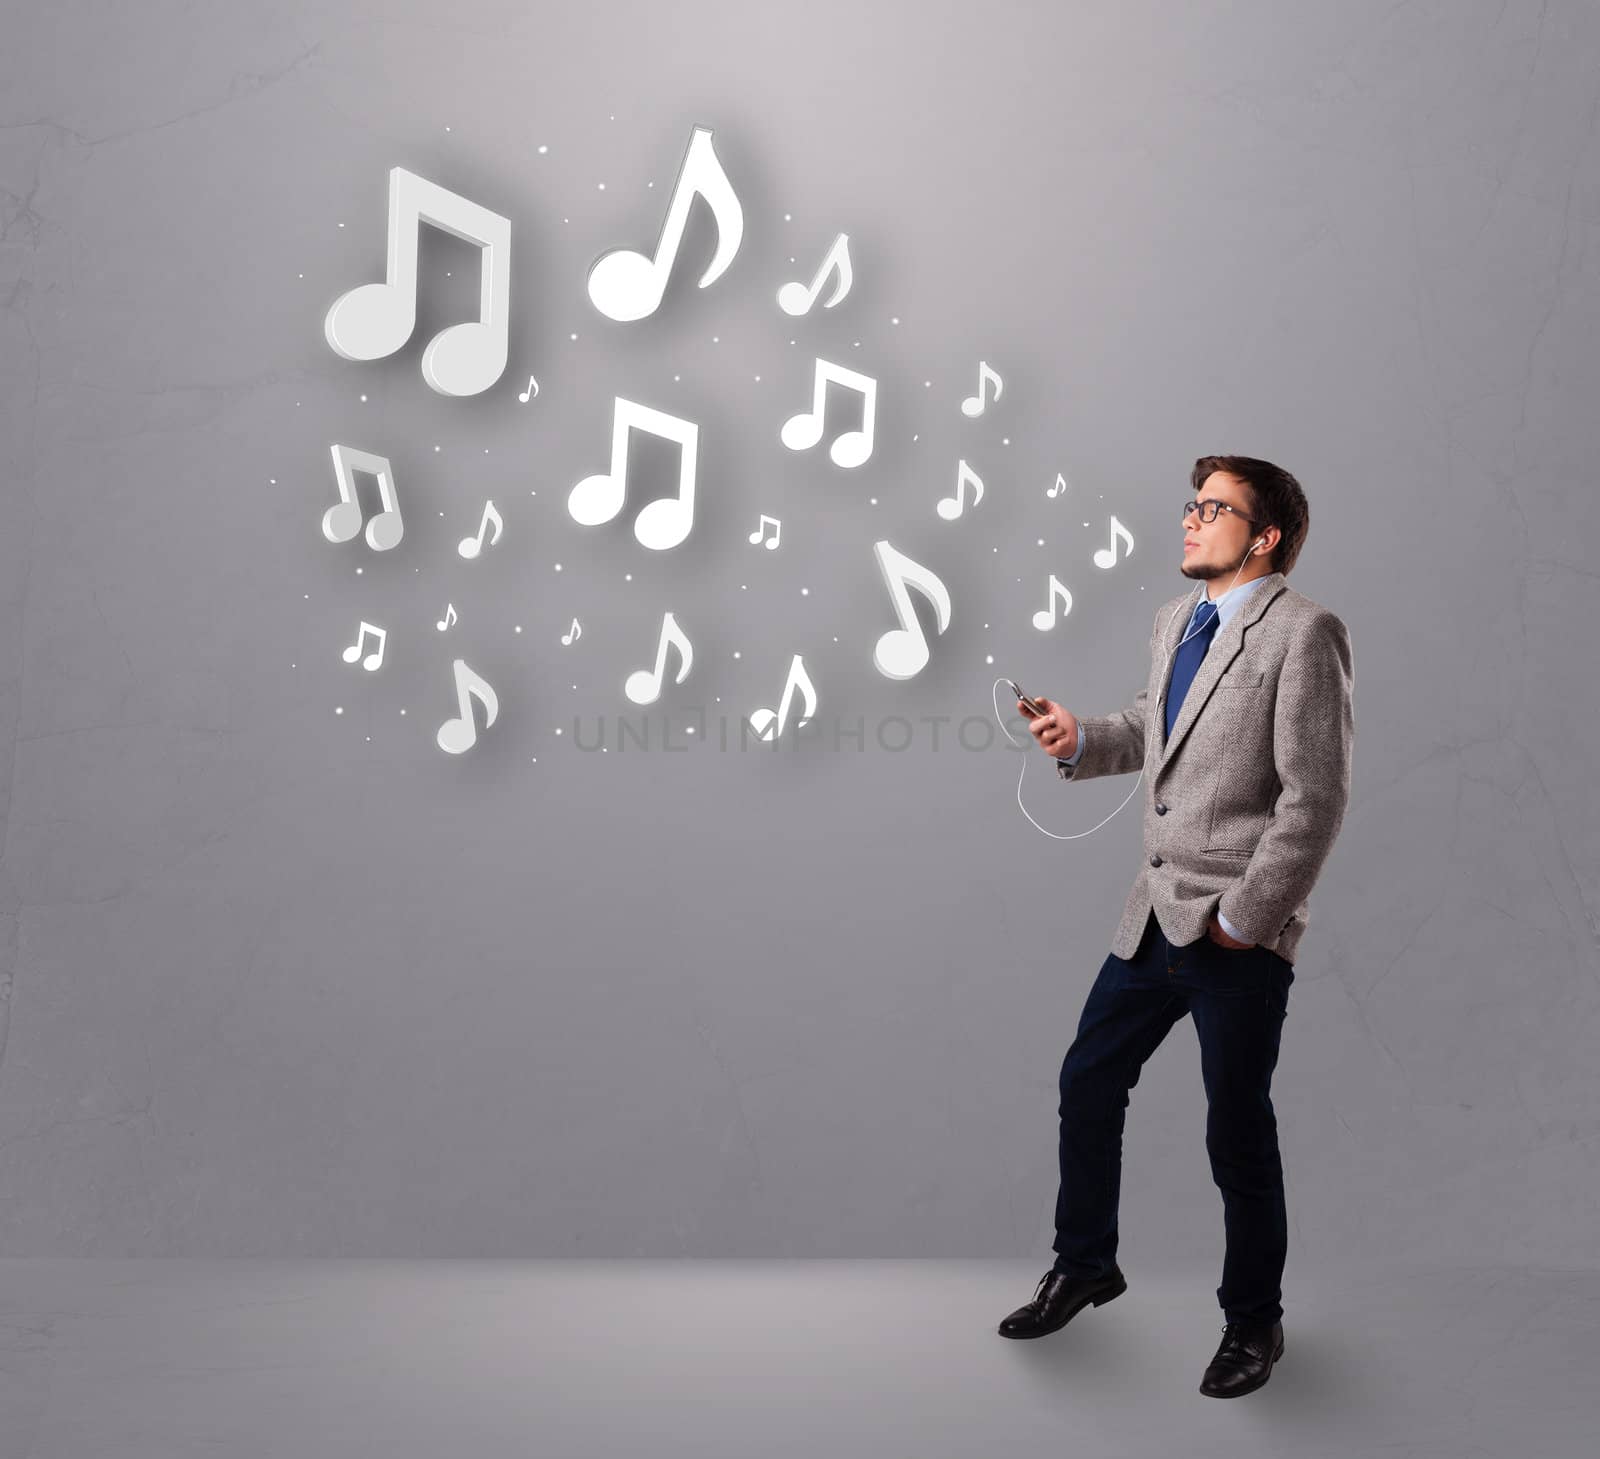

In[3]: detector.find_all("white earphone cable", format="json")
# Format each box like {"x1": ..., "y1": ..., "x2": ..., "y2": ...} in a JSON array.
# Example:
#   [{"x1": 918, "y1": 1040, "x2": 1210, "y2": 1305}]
[{"x1": 994, "y1": 540, "x2": 1267, "y2": 839}]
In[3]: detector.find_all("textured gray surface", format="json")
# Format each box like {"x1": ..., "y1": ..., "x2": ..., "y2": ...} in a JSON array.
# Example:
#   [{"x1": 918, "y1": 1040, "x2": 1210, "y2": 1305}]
[
  {"x1": 0, "y1": 1259, "x2": 1596, "y2": 1458},
  {"x1": 1, "y1": 0, "x2": 1598, "y2": 1268}
]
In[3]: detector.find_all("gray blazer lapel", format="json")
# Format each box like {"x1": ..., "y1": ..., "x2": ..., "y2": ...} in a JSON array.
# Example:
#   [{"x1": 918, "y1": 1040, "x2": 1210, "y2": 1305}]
[{"x1": 1157, "y1": 572, "x2": 1287, "y2": 773}]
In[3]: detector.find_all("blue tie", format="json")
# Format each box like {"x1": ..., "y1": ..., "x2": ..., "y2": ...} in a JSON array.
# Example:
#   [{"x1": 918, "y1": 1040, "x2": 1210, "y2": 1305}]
[{"x1": 1164, "y1": 598, "x2": 1219, "y2": 745}]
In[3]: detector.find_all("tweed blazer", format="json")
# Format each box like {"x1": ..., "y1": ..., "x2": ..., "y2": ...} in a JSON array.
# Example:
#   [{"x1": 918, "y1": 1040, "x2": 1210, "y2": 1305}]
[{"x1": 1056, "y1": 571, "x2": 1354, "y2": 965}]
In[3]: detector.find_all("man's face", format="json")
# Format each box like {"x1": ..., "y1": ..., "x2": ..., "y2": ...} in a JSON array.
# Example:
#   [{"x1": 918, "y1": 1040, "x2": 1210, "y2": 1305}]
[{"x1": 1182, "y1": 471, "x2": 1262, "y2": 583}]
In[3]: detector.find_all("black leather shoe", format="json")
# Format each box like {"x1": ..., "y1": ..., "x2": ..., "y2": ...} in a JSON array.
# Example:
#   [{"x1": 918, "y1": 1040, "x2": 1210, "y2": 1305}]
[
  {"x1": 1198, "y1": 1318, "x2": 1284, "y2": 1398},
  {"x1": 997, "y1": 1265, "x2": 1128, "y2": 1339}
]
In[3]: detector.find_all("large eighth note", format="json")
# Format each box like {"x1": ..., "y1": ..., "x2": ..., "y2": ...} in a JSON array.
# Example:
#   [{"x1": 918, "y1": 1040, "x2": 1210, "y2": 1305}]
[
  {"x1": 625, "y1": 611, "x2": 693, "y2": 705},
  {"x1": 323, "y1": 167, "x2": 510, "y2": 397},
  {"x1": 780, "y1": 358, "x2": 877, "y2": 469},
  {"x1": 588, "y1": 125, "x2": 744, "y2": 323},
  {"x1": 1092, "y1": 514, "x2": 1135, "y2": 569},
  {"x1": 436, "y1": 659, "x2": 499, "y2": 755},
  {"x1": 568, "y1": 397, "x2": 699, "y2": 551},
  {"x1": 871, "y1": 539, "x2": 952, "y2": 681}
]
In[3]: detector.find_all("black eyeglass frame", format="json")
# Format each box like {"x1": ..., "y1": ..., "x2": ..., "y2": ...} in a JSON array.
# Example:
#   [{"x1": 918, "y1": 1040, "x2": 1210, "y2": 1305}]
[{"x1": 1183, "y1": 498, "x2": 1263, "y2": 528}]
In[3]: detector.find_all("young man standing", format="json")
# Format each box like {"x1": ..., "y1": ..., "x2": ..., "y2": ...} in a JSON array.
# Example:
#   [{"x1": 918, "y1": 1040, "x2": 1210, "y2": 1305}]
[{"x1": 999, "y1": 456, "x2": 1354, "y2": 1399}]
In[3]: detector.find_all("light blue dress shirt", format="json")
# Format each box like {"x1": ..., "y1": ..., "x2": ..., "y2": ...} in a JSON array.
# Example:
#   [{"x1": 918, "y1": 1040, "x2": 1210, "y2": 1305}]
[{"x1": 1056, "y1": 576, "x2": 1269, "y2": 944}]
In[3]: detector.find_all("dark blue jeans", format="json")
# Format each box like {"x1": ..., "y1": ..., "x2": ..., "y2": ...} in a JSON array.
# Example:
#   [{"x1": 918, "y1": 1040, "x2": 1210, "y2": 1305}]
[{"x1": 1052, "y1": 908, "x2": 1295, "y2": 1324}]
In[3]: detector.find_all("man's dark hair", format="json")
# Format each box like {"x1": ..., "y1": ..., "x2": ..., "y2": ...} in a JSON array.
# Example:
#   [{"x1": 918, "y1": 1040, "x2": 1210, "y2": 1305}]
[{"x1": 1190, "y1": 455, "x2": 1309, "y2": 577}]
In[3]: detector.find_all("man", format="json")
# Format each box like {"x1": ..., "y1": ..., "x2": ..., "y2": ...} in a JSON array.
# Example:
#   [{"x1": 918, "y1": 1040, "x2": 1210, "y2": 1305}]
[{"x1": 997, "y1": 456, "x2": 1354, "y2": 1399}]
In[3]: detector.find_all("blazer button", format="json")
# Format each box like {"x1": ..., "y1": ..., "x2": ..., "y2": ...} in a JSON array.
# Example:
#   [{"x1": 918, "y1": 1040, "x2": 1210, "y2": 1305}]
[
  {"x1": 1150, "y1": 854, "x2": 1162, "y2": 867},
  {"x1": 1155, "y1": 802, "x2": 1167, "y2": 814}
]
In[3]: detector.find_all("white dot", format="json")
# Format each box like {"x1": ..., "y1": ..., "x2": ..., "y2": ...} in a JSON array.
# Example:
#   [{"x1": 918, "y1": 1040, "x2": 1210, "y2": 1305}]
[
  {"x1": 539, "y1": 144, "x2": 548, "y2": 154},
  {"x1": 554, "y1": 563, "x2": 562, "y2": 571},
  {"x1": 337, "y1": 222, "x2": 345, "y2": 228},
  {"x1": 712, "y1": 336, "x2": 718, "y2": 343},
  {"x1": 445, "y1": 125, "x2": 451, "y2": 132},
  {"x1": 360, "y1": 394, "x2": 367, "y2": 402},
  {"x1": 515, "y1": 625, "x2": 522, "y2": 633},
  {"x1": 853, "y1": 340, "x2": 860, "y2": 347},
  {"x1": 400, "y1": 708, "x2": 406, "y2": 716},
  {"x1": 269, "y1": 478, "x2": 276, "y2": 484},
  {"x1": 754, "y1": 374, "x2": 760, "y2": 381},
  {"x1": 892, "y1": 316, "x2": 900, "y2": 324},
  {"x1": 912, "y1": 435, "x2": 918, "y2": 442},
  {"x1": 624, "y1": 572, "x2": 632, "y2": 581},
  {"x1": 563, "y1": 217, "x2": 569, "y2": 223},
  {"x1": 674, "y1": 374, "x2": 679, "y2": 381},
  {"x1": 335, "y1": 706, "x2": 344, "y2": 715},
  {"x1": 598, "y1": 182, "x2": 606, "y2": 190},
  {"x1": 986, "y1": 654, "x2": 994, "y2": 665},
  {"x1": 686, "y1": 725, "x2": 695, "y2": 735},
  {"x1": 1003, "y1": 437, "x2": 1010, "y2": 445},
  {"x1": 800, "y1": 587, "x2": 808, "y2": 596},
  {"x1": 733, "y1": 650, "x2": 741, "y2": 658},
  {"x1": 869, "y1": 497, "x2": 877, "y2": 505},
  {"x1": 556, "y1": 727, "x2": 562, "y2": 735},
  {"x1": 924, "y1": 381, "x2": 931, "y2": 388},
  {"x1": 784, "y1": 213, "x2": 792, "y2": 221},
  {"x1": 1037, "y1": 538, "x2": 1045, "y2": 546},
  {"x1": 304, "y1": 593, "x2": 309, "y2": 599},
  {"x1": 291, "y1": 662, "x2": 296, "y2": 668},
  {"x1": 570, "y1": 332, "x2": 577, "y2": 340},
  {"x1": 434, "y1": 444, "x2": 440, "y2": 452},
  {"x1": 355, "y1": 567, "x2": 363, "y2": 575},
  {"x1": 298, "y1": 273, "x2": 303, "y2": 279}
]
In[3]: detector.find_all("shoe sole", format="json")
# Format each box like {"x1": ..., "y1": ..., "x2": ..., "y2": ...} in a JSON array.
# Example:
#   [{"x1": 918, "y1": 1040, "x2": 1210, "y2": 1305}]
[
  {"x1": 997, "y1": 1271, "x2": 1128, "y2": 1339},
  {"x1": 1198, "y1": 1334, "x2": 1285, "y2": 1398}
]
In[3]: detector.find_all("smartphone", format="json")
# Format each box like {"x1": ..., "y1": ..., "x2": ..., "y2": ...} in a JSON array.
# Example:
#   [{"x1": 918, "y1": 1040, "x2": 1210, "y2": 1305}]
[{"x1": 1006, "y1": 679, "x2": 1048, "y2": 719}]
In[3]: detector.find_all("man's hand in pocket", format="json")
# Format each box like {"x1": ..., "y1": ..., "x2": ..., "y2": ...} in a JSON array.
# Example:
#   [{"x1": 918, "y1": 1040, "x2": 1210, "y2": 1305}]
[{"x1": 1206, "y1": 914, "x2": 1256, "y2": 950}]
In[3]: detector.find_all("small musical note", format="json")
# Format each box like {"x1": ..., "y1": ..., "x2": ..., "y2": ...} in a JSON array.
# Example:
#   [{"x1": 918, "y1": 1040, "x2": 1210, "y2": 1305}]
[
  {"x1": 780, "y1": 357, "x2": 877, "y2": 469},
  {"x1": 569, "y1": 397, "x2": 699, "y2": 551},
  {"x1": 1047, "y1": 472, "x2": 1067, "y2": 499},
  {"x1": 961, "y1": 360, "x2": 1003, "y2": 417},
  {"x1": 1092, "y1": 514, "x2": 1135, "y2": 569},
  {"x1": 436, "y1": 659, "x2": 499, "y2": 755},
  {"x1": 1032, "y1": 574, "x2": 1073, "y2": 632},
  {"x1": 777, "y1": 233, "x2": 853, "y2": 316},
  {"x1": 561, "y1": 617, "x2": 582, "y2": 646},
  {"x1": 625, "y1": 611, "x2": 693, "y2": 705},
  {"x1": 458, "y1": 499, "x2": 504, "y2": 559},
  {"x1": 747, "y1": 513, "x2": 782, "y2": 550},
  {"x1": 936, "y1": 459, "x2": 985, "y2": 521},
  {"x1": 341, "y1": 619, "x2": 387, "y2": 671},
  {"x1": 323, "y1": 167, "x2": 511, "y2": 397},
  {"x1": 587, "y1": 125, "x2": 744, "y2": 322},
  {"x1": 518, "y1": 374, "x2": 539, "y2": 403},
  {"x1": 436, "y1": 602, "x2": 457, "y2": 632},
  {"x1": 871, "y1": 540, "x2": 952, "y2": 681},
  {"x1": 322, "y1": 444, "x2": 403, "y2": 552},
  {"x1": 749, "y1": 654, "x2": 818, "y2": 740}
]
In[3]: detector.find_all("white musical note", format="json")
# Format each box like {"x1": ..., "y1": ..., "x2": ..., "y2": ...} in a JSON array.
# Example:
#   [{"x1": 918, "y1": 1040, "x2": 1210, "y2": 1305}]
[
  {"x1": 323, "y1": 444, "x2": 403, "y2": 552},
  {"x1": 518, "y1": 374, "x2": 539, "y2": 403},
  {"x1": 747, "y1": 513, "x2": 782, "y2": 550},
  {"x1": 1047, "y1": 472, "x2": 1067, "y2": 499},
  {"x1": 458, "y1": 499, "x2": 504, "y2": 559},
  {"x1": 624, "y1": 612, "x2": 693, "y2": 705},
  {"x1": 961, "y1": 360, "x2": 1003, "y2": 417},
  {"x1": 436, "y1": 659, "x2": 499, "y2": 755},
  {"x1": 780, "y1": 357, "x2": 877, "y2": 469},
  {"x1": 560, "y1": 617, "x2": 582, "y2": 646},
  {"x1": 587, "y1": 125, "x2": 744, "y2": 323},
  {"x1": 871, "y1": 539, "x2": 952, "y2": 681},
  {"x1": 749, "y1": 654, "x2": 818, "y2": 740},
  {"x1": 777, "y1": 232, "x2": 853, "y2": 316},
  {"x1": 341, "y1": 620, "x2": 387, "y2": 671},
  {"x1": 1032, "y1": 574, "x2": 1073, "y2": 631},
  {"x1": 323, "y1": 167, "x2": 511, "y2": 397},
  {"x1": 568, "y1": 397, "x2": 698, "y2": 551},
  {"x1": 936, "y1": 459, "x2": 985, "y2": 521},
  {"x1": 436, "y1": 603, "x2": 458, "y2": 632},
  {"x1": 1092, "y1": 514, "x2": 1135, "y2": 569}
]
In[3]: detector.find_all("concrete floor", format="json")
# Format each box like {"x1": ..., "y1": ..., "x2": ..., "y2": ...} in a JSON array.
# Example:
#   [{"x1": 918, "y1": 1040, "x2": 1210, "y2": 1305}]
[{"x1": 0, "y1": 1258, "x2": 1594, "y2": 1458}]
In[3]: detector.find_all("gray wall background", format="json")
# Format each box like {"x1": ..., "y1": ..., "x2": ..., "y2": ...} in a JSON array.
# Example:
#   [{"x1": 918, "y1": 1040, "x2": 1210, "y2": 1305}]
[{"x1": 1, "y1": 0, "x2": 1596, "y2": 1261}]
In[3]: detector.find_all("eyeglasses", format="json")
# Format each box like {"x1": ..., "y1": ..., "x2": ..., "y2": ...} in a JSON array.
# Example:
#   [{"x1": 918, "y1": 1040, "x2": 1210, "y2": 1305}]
[{"x1": 1183, "y1": 498, "x2": 1260, "y2": 527}]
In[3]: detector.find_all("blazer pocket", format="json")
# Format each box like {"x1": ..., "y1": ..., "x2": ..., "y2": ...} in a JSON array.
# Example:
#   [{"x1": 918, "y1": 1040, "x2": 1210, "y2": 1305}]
[{"x1": 1216, "y1": 670, "x2": 1265, "y2": 690}]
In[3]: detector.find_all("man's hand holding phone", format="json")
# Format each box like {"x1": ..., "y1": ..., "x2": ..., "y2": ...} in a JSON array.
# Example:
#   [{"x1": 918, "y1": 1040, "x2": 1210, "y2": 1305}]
[{"x1": 1018, "y1": 695, "x2": 1080, "y2": 760}]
